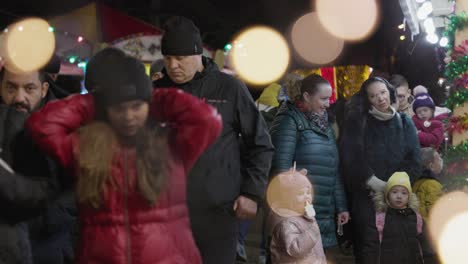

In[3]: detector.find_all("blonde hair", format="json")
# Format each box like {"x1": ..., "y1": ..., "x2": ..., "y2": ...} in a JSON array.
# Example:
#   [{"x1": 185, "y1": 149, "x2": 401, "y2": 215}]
[
  {"x1": 77, "y1": 121, "x2": 168, "y2": 208},
  {"x1": 284, "y1": 73, "x2": 304, "y2": 103}
]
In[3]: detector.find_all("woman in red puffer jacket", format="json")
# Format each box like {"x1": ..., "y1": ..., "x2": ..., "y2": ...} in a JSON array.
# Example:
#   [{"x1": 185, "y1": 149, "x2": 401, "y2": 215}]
[{"x1": 26, "y1": 48, "x2": 222, "y2": 264}]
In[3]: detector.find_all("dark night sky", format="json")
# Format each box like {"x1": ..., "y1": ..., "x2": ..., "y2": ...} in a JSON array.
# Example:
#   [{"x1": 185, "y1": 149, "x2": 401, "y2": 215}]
[{"x1": 0, "y1": 0, "x2": 445, "y2": 102}]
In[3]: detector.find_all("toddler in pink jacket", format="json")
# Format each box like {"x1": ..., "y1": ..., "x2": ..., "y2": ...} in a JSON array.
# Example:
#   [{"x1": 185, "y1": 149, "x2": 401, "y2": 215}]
[{"x1": 266, "y1": 167, "x2": 326, "y2": 264}]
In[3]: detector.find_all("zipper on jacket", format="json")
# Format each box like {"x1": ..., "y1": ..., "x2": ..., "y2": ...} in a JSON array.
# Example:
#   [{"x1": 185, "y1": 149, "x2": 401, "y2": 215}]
[{"x1": 123, "y1": 150, "x2": 132, "y2": 264}]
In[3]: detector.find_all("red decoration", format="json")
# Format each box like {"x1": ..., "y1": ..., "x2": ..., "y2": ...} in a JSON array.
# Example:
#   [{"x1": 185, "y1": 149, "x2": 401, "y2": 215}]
[
  {"x1": 454, "y1": 73, "x2": 468, "y2": 89},
  {"x1": 449, "y1": 113, "x2": 468, "y2": 134},
  {"x1": 320, "y1": 67, "x2": 336, "y2": 103},
  {"x1": 99, "y1": 3, "x2": 161, "y2": 43},
  {"x1": 446, "y1": 159, "x2": 468, "y2": 175},
  {"x1": 451, "y1": 40, "x2": 468, "y2": 60}
]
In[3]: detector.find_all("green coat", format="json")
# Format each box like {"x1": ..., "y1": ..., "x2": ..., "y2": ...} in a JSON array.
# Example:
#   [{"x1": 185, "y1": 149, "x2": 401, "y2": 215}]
[{"x1": 269, "y1": 102, "x2": 347, "y2": 248}]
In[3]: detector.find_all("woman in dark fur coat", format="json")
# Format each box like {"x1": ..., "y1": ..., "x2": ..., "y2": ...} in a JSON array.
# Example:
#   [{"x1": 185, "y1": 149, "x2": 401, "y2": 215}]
[{"x1": 339, "y1": 77, "x2": 421, "y2": 263}]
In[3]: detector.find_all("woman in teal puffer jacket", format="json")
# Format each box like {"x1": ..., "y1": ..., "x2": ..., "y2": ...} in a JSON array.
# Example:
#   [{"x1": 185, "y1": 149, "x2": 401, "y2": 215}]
[{"x1": 269, "y1": 74, "x2": 349, "y2": 260}]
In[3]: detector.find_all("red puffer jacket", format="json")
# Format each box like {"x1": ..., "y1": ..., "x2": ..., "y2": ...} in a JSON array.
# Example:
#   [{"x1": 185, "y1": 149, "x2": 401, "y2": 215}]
[
  {"x1": 412, "y1": 115, "x2": 444, "y2": 150},
  {"x1": 26, "y1": 88, "x2": 222, "y2": 264}
]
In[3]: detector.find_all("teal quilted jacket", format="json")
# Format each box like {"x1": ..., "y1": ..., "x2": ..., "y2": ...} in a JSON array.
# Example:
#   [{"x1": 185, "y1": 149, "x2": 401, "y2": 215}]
[{"x1": 269, "y1": 102, "x2": 348, "y2": 248}]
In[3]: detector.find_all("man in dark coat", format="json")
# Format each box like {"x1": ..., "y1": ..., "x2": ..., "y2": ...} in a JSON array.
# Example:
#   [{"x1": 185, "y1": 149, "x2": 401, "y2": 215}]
[
  {"x1": 154, "y1": 16, "x2": 274, "y2": 264},
  {"x1": 0, "y1": 67, "x2": 76, "y2": 264}
]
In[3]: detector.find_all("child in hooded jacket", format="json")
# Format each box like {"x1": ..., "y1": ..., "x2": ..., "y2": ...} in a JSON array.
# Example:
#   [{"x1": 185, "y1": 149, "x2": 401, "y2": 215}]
[
  {"x1": 363, "y1": 171, "x2": 439, "y2": 264},
  {"x1": 412, "y1": 93, "x2": 444, "y2": 149},
  {"x1": 266, "y1": 167, "x2": 326, "y2": 264},
  {"x1": 413, "y1": 147, "x2": 444, "y2": 221}
]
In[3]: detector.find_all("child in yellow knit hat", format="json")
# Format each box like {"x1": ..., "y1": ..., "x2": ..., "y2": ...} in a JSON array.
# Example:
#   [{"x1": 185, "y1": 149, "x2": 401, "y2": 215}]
[{"x1": 363, "y1": 172, "x2": 439, "y2": 264}]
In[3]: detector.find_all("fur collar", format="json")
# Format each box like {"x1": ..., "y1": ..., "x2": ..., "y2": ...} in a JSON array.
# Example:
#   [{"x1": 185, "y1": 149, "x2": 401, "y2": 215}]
[{"x1": 373, "y1": 191, "x2": 420, "y2": 213}]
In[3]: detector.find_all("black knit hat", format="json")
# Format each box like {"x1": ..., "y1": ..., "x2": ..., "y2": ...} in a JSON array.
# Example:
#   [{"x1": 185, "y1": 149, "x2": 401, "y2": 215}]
[
  {"x1": 161, "y1": 16, "x2": 203, "y2": 56},
  {"x1": 44, "y1": 54, "x2": 61, "y2": 74},
  {"x1": 85, "y1": 47, "x2": 152, "y2": 107}
]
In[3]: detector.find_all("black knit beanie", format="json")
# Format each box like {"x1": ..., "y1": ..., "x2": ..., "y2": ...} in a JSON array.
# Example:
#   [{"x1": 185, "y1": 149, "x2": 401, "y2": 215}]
[
  {"x1": 85, "y1": 47, "x2": 152, "y2": 108},
  {"x1": 161, "y1": 16, "x2": 203, "y2": 56},
  {"x1": 44, "y1": 54, "x2": 61, "y2": 74}
]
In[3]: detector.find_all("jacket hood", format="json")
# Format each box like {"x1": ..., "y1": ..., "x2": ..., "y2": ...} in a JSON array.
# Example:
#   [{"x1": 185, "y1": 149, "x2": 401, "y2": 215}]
[
  {"x1": 373, "y1": 190, "x2": 419, "y2": 213},
  {"x1": 420, "y1": 169, "x2": 440, "y2": 181}
]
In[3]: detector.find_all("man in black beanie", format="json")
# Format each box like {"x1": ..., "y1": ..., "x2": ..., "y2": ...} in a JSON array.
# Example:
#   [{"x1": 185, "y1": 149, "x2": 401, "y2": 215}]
[
  {"x1": 44, "y1": 54, "x2": 70, "y2": 99},
  {"x1": 154, "y1": 16, "x2": 274, "y2": 264}
]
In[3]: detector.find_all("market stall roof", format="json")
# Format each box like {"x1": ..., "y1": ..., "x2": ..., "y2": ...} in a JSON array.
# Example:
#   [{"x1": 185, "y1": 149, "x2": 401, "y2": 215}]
[{"x1": 50, "y1": 2, "x2": 161, "y2": 44}]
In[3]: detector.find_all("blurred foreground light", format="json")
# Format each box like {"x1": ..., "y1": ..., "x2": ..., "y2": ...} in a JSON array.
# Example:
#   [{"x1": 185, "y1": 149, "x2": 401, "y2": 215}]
[
  {"x1": 429, "y1": 191, "x2": 468, "y2": 263},
  {"x1": 291, "y1": 12, "x2": 344, "y2": 65},
  {"x1": 438, "y1": 212, "x2": 468, "y2": 264},
  {"x1": 438, "y1": 78, "x2": 445, "y2": 85},
  {"x1": 417, "y1": 2, "x2": 433, "y2": 20},
  {"x1": 426, "y1": 34, "x2": 439, "y2": 44},
  {"x1": 439, "y1": 36, "x2": 449, "y2": 47},
  {"x1": 316, "y1": 0, "x2": 380, "y2": 42},
  {"x1": 230, "y1": 26, "x2": 290, "y2": 85},
  {"x1": 224, "y1": 43, "x2": 232, "y2": 52},
  {"x1": 400, "y1": 35, "x2": 406, "y2": 41},
  {"x1": 398, "y1": 23, "x2": 405, "y2": 29},
  {"x1": 266, "y1": 169, "x2": 311, "y2": 218},
  {"x1": 0, "y1": 18, "x2": 55, "y2": 74},
  {"x1": 423, "y1": 18, "x2": 435, "y2": 33}
]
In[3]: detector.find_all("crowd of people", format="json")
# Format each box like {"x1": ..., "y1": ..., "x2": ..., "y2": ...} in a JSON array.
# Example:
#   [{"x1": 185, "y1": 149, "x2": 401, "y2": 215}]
[{"x1": 0, "y1": 15, "x2": 451, "y2": 264}]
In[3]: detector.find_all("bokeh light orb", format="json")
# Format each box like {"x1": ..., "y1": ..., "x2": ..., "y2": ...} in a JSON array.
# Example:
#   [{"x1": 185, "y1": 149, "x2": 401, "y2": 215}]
[
  {"x1": 438, "y1": 212, "x2": 468, "y2": 264},
  {"x1": 316, "y1": 0, "x2": 380, "y2": 42},
  {"x1": 0, "y1": 18, "x2": 55, "y2": 73},
  {"x1": 266, "y1": 169, "x2": 311, "y2": 218},
  {"x1": 230, "y1": 26, "x2": 290, "y2": 85},
  {"x1": 428, "y1": 191, "x2": 468, "y2": 263},
  {"x1": 291, "y1": 12, "x2": 344, "y2": 65}
]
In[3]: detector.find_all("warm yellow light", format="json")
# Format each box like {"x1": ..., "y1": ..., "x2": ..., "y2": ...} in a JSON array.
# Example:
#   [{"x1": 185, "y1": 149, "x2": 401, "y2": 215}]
[
  {"x1": 0, "y1": 18, "x2": 55, "y2": 74},
  {"x1": 438, "y1": 212, "x2": 468, "y2": 264},
  {"x1": 429, "y1": 191, "x2": 468, "y2": 260},
  {"x1": 266, "y1": 170, "x2": 311, "y2": 218},
  {"x1": 316, "y1": 0, "x2": 380, "y2": 42},
  {"x1": 230, "y1": 26, "x2": 290, "y2": 85},
  {"x1": 291, "y1": 12, "x2": 344, "y2": 65},
  {"x1": 398, "y1": 23, "x2": 405, "y2": 29},
  {"x1": 400, "y1": 35, "x2": 406, "y2": 41}
]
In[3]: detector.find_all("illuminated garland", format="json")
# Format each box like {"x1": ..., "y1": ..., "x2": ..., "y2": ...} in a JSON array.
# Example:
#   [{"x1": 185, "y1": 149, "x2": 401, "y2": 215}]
[
  {"x1": 449, "y1": 114, "x2": 468, "y2": 134},
  {"x1": 453, "y1": 73, "x2": 468, "y2": 89},
  {"x1": 442, "y1": 10, "x2": 468, "y2": 190},
  {"x1": 445, "y1": 55, "x2": 468, "y2": 81},
  {"x1": 335, "y1": 65, "x2": 371, "y2": 99},
  {"x1": 446, "y1": 89, "x2": 468, "y2": 110},
  {"x1": 442, "y1": 11, "x2": 468, "y2": 51}
]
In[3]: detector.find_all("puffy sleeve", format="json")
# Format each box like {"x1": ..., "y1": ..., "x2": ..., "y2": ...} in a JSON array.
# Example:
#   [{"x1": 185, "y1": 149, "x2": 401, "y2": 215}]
[
  {"x1": 150, "y1": 88, "x2": 222, "y2": 171},
  {"x1": 272, "y1": 218, "x2": 319, "y2": 258},
  {"x1": 399, "y1": 114, "x2": 422, "y2": 183},
  {"x1": 334, "y1": 171, "x2": 348, "y2": 213},
  {"x1": 269, "y1": 112, "x2": 297, "y2": 177},
  {"x1": 418, "y1": 120, "x2": 444, "y2": 149},
  {"x1": 26, "y1": 94, "x2": 95, "y2": 170}
]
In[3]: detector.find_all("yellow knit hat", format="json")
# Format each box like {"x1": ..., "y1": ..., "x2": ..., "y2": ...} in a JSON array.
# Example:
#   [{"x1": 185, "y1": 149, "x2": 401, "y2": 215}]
[
  {"x1": 256, "y1": 83, "x2": 281, "y2": 107},
  {"x1": 385, "y1": 172, "x2": 412, "y2": 196}
]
